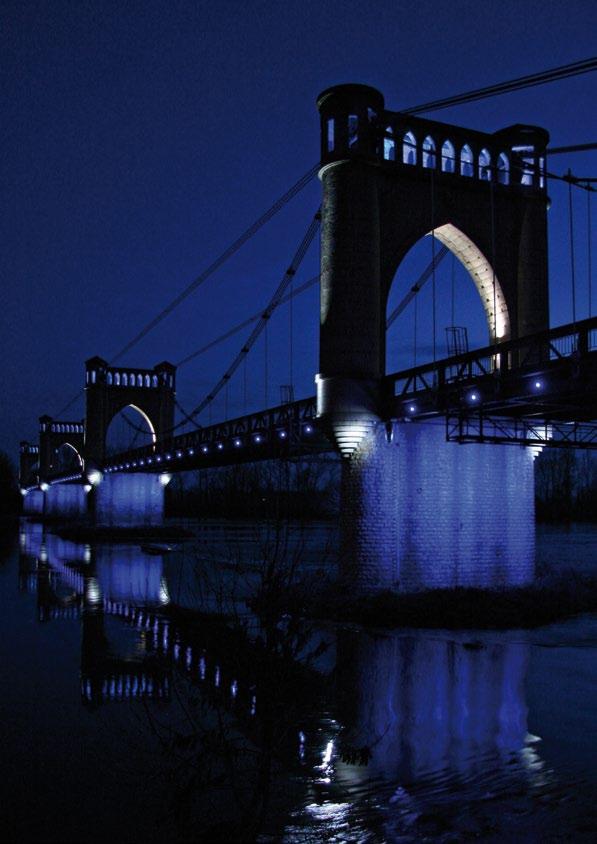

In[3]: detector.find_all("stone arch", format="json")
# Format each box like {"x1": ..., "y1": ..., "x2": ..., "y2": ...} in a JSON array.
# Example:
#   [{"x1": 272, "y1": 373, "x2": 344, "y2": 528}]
[
  {"x1": 103, "y1": 403, "x2": 157, "y2": 460},
  {"x1": 384, "y1": 224, "x2": 510, "y2": 375},
  {"x1": 84, "y1": 359, "x2": 175, "y2": 464},
  {"x1": 54, "y1": 441, "x2": 84, "y2": 473}
]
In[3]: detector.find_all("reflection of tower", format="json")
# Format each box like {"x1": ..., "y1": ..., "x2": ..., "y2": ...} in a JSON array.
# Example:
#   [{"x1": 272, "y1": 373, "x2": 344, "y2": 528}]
[{"x1": 336, "y1": 629, "x2": 529, "y2": 782}]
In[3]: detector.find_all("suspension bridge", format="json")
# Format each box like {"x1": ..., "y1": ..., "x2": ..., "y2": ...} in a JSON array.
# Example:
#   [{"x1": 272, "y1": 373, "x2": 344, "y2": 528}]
[{"x1": 18, "y1": 66, "x2": 597, "y2": 594}]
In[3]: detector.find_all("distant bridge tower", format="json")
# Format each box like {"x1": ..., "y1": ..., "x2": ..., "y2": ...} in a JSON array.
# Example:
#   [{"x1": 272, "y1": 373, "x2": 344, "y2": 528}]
[
  {"x1": 38, "y1": 416, "x2": 85, "y2": 478},
  {"x1": 84, "y1": 356, "x2": 176, "y2": 465},
  {"x1": 316, "y1": 84, "x2": 548, "y2": 592},
  {"x1": 83, "y1": 357, "x2": 176, "y2": 527},
  {"x1": 19, "y1": 442, "x2": 39, "y2": 487}
]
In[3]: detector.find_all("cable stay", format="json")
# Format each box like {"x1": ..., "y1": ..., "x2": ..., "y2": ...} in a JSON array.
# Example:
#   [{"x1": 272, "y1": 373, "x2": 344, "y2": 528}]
[
  {"x1": 402, "y1": 57, "x2": 597, "y2": 114},
  {"x1": 386, "y1": 245, "x2": 449, "y2": 329},
  {"x1": 108, "y1": 163, "x2": 318, "y2": 365},
  {"x1": 548, "y1": 143, "x2": 597, "y2": 155},
  {"x1": 174, "y1": 208, "x2": 321, "y2": 431},
  {"x1": 176, "y1": 274, "x2": 320, "y2": 368}
]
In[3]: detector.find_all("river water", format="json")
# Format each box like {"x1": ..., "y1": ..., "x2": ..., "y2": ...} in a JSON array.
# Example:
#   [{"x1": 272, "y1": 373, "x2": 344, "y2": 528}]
[{"x1": 0, "y1": 520, "x2": 596, "y2": 842}]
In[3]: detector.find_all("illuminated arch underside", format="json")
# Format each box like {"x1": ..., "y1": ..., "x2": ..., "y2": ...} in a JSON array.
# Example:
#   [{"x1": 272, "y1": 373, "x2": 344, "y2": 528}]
[
  {"x1": 431, "y1": 223, "x2": 510, "y2": 341},
  {"x1": 107, "y1": 404, "x2": 157, "y2": 449},
  {"x1": 57, "y1": 442, "x2": 84, "y2": 468}
]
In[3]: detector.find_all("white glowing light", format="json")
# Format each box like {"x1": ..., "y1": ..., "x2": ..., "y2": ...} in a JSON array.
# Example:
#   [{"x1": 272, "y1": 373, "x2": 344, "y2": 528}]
[
  {"x1": 87, "y1": 470, "x2": 103, "y2": 486},
  {"x1": 20, "y1": 488, "x2": 28, "y2": 496},
  {"x1": 534, "y1": 380, "x2": 543, "y2": 390},
  {"x1": 217, "y1": 443, "x2": 223, "y2": 450},
  {"x1": 305, "y1": 425, "x2": 313, "y2": 434},
  {"x1": 159, "y1": 473, "x2": 172, "y2": 486},
  {"x1": 158, "y1": 576, "x2": 170, "y2": 604},
  {"x1": 85, "y1": 576, "x2": 101, "y2": 605},
  {"x1": 40, "y1": 482, "x2": 49, "y2": 492},
  {"x1": 333, "y1": 421, "x2": 373, "y2": 456},
  {"x1": 202, "y1": 445, "x2": 208, "y2": 453},
  {"x1": 234, "y1": 439, "x2": 242, "y2": 447},
  {"x1": 433, "y1": 223, "x2": 510, "y2": 341}
]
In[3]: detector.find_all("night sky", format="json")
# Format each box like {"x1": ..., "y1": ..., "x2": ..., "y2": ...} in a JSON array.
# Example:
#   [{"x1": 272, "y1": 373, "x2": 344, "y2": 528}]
[{"x1": 2, "y1": 0, "x2": 596, "y2": 458}]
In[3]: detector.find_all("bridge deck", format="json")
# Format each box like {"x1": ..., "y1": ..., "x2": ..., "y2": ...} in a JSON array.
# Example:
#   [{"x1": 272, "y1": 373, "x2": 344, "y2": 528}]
[{"x1": 43, "y1": 316, "x2": 597, "y2": 485}]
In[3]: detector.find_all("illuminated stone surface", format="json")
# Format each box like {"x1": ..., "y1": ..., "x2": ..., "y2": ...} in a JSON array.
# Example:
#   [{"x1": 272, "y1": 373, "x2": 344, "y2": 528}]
[
  {"x1": 94, "y1": 472, "x2": 164, "y2": 527},
  {"x1": 341, "y1": 420, "x2": 535, "y2": 592},
  {"x1": 44, "y1": 483, "x2": 88, "y2": 519}
]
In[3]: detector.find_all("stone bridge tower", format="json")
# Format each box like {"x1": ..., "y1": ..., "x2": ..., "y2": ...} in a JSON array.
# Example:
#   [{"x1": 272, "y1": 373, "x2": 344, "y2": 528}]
[
  {"x1": 84, "y1": 356, "x2": 176, "y2": 466},
  {"x1": 38, "y1": 416, "x2": 85, "y2": 479},
  {"x1": 316, "y1": 84, "x2": 548, "y2": 593}
]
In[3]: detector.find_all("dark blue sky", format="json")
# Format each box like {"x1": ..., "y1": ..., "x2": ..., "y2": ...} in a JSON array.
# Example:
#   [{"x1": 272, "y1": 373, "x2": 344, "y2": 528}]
[{"x1": 2, "y1": 0, "x2": 596, "y2": 457}]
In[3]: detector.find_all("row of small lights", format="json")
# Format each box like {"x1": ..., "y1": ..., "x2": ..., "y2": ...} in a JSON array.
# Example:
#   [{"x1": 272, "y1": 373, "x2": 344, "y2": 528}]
[
  {"x1": 402, "y1": 379, "x2": 544, "y2": 416},
  {"x1": 103, "y1": 424, "x2": 315, "y2": 473}
]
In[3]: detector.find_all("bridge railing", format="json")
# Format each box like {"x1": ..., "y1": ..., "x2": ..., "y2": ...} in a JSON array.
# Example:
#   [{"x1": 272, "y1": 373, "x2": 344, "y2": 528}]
[
  {"x1": 384, "y1": 316, "x2": 597, "y2": 407},
  {"x1": 102, "y1": 396, "x2": 320, "y2": 472}
]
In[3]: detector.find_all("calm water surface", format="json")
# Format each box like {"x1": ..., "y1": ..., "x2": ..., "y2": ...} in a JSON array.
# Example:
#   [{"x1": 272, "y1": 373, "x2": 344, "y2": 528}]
[{"x1": 1, "y1": 520, "x2": 596, "y2": 842}]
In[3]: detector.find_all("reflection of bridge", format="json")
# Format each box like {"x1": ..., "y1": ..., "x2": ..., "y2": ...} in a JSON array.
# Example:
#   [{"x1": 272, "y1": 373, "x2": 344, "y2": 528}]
[
  {"x1": 17, "y1": 520, "x2": 543, "y2": 821},
  {"x1": 21, "y1": 526, "x2": 541, "y2": 822},
  {"x1": 19, "y1": 83, "x2": 597, "y2": 594}
]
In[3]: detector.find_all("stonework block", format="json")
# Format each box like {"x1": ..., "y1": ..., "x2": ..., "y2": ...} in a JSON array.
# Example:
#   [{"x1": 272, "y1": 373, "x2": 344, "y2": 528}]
[{"x1": 340, "y1": 420, "x2": 535, "y2": 593}]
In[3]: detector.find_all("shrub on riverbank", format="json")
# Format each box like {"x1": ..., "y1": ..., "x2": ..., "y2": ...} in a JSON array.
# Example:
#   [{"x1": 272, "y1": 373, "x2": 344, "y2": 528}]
[{"x1": 286, "y1": 570, "x2": 597, "y2": 630}]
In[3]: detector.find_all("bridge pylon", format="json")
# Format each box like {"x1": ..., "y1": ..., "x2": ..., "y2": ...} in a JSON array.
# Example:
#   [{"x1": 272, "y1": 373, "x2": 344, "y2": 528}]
[{"x1": 316, "y1": 84, "x2": 545, "y2": 592}]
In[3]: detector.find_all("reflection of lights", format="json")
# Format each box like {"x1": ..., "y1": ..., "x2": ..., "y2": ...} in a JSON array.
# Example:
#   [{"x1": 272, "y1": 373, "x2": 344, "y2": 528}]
[
  {"x1": 214, "y1": 666, "x2": 220, "y2": 687},
  {"x1": 305, "y1": 802, "x2": 350, "y2": 822},
  {"x1": 159, "y1": 473, "x2": 172, "y2": 486},
  {"x1": 39, "y1": 544, "x2": 48, "y2": 563},
  {"x1": 87, "y1": 470, "x2": 102, "y2": 486},
  {"x1": 250, "y1": 695, "x2": 257, "y2": 716},
  {"x1": 158, "y1": 577, "x2": 170, "y2": 604},
  {"x1": 85, "y1": 576, "x2": 101, "y2": 605},
  {"x1": 199, "y1": 656, "x2": 206, "y2": 680},
  {"x1": 84, "y1": 544, "x2": 92, "y2": 563},
  {"x1": 231, "y1": 679, "x2": 238, "y2": 698}
]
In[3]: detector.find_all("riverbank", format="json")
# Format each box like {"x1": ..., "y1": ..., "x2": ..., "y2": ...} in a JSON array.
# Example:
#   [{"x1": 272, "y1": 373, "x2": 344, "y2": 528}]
[{"x1": 275, "y1": 571, "x2": 597, "y2": 630}]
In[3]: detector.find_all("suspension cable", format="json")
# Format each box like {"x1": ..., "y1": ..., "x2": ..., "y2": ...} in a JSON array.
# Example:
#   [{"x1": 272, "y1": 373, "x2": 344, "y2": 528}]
[
  {"x1": 175, "y1": 208, "x2": 321, "y2": 429},
  {"x1": 175, "y1": 274, "x2": 319, "y2": 368},
  {"x1": 588, "y1": 190, "x2": 593, "y2": 318},
  {"x1": 568, "y1": 170, "x2": 577, "y2": 326},
  {"x1": 413, "y1": 294, "x2": 418, "y2": 368},
  {"x1": 108, "y1": 164, "x2": 318, "y2": 364},
  {"x1": 430, "y1": 168, "x2": 437, "y2": 364},
  {"x1": 489, "y1": 178, "x2": 498, "y2": 341},
  {"x1": 402, "y1": 57, "x2": 597, "y2": 114},
  {"x1": 451, "y1": 252, "x2": 456, "y2": 326},
  {"x1": 386, "y1": 246, "x2": 448, "y2": 328}
]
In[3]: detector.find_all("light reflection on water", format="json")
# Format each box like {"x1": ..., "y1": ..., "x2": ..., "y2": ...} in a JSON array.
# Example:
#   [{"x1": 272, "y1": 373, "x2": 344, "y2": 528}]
[{"x1": 2, "y1": 519, "x2": 597, "y2": 842}]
